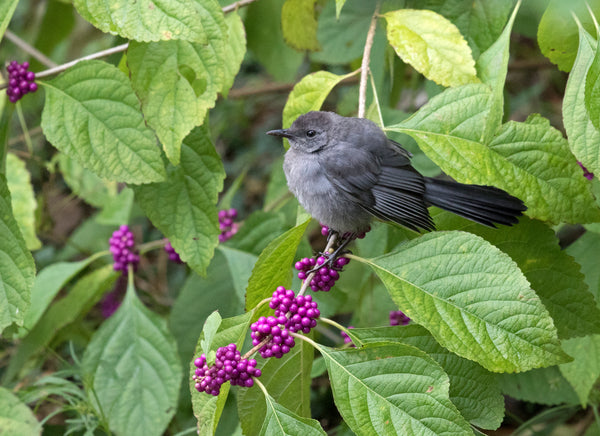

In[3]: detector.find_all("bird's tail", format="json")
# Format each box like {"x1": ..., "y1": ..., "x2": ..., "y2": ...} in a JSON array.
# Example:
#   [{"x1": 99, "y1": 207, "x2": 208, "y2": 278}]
[{"x1": 423, "y1": 178, "x2": 526, "y2": 228}]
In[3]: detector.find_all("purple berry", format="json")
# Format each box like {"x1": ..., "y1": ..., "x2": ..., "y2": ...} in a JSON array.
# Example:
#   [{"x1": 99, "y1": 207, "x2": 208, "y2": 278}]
[
  {"x1": 164, "y1": 240, "x2": 183, "y2": 264},
  {"x1": 218, "y1": 208, "x2": 239, "y2": 242},
  {"x1": 390, "y1": 310, "x2": 411, "y2": 326},
  {"x1": 5, "y1": 60, "x2": 38, "y2": 103},
  {"x1": 341, "y1": 326, "x2": 355, "y2": 346},
  {"x1": 109, "y1": 225, "x2": 139, "y2": 274}
]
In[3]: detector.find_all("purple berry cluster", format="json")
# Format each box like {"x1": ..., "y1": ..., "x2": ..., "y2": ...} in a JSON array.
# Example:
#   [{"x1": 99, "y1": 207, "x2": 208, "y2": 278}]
[
  {"x1": 218, "y1": 208, "x2": 239, "y2": 242},
  {"x1": 390, "y1": 310, "x2": 411, "y2": 326},
  {"x1": 250, "y1": 315, "x2": 295, "y2": 358},
  {"x1": 5, "y1": 61, "x2": 37, "y2": 103},
  {"x1": 340, "y1": 326, "x2": 355, "y2": 346},
  {"x1": 578, "y1": 162, "x2": 594, "y2": 180},
  {"x1": 109, "y1": 225, "x2": 140, "y2": 274},
  {"x1": 295, "y1": 256, "x2": 350, "y2": 292},
  {"x1": 164, "y1": 240, "x2": 182, "y2": 264},
  {"x1": 193, "y1": 343, "x2": 261, "y2": 396}
]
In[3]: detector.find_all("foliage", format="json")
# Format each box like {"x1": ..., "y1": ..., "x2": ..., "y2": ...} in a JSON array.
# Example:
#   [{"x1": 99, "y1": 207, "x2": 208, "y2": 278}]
[{"x1": 2, "y1": 0, "x2": 600, "y2": 435}]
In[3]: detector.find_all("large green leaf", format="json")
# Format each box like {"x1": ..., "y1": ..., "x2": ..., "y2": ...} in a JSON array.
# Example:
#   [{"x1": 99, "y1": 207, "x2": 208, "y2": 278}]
[
  {"x1": 0, "y1": 175, "x2": 35, "y2": 334},
  {"x1": 0, "y1": 387, "x2": 40, "y2": 436},
  {"x1": 281, "y1": 0, "x2": 320, "y2": 51},
  {"x1": 567, "y1": 230, "x2": 600, "y2": 304},
  {"x1": 259, "y1": 394, "x2": 325, "y2": 435},
  {"x1": 319, "y1": 342, "x2": 472, "y2": 435},
  {"x1": 384, "y1": 9, "x2": 479, "y2": 87},
  {"x1": 6, "y1": 153, "x2": 40, "y2": 250},
  {"x1": 73, "y1": 0, "x2": 219, "y2": 43},
  {"x1": 82, "y1": 280, "x2": 182, "y2": 436},
  {"x1": 134, "y1": 125, "x2": 225, "y2": 276},
  {"x1": 127, "y1": 5, "x2": 227, "y2": 165},
  {"x1": 221, "y1": 12, "x2": 247, "y2": 97},
  {"x1": 565, "y1": 26, "x2": 600, "y2": 178},
  {"x1": 559, "y1": 335, "x2": 600, "y2": 406},
  {"x1": 390, "y1": 87, "x2": 600, "y2": 223},
  {"x1": 586, "y1": 36, "x2": 600, "y2": 131},
  {"x1": 41, "y1": 60, "x2": 165, "y2": 184},
  {"x1": 351, "y1": 325, "x2": 504, "y2": 430},
  {"x1": 190, "y1": 312, "x2": 253, "y2": 436},
  {"x1": 362, "y1": 231, "x2": 569, "y2": 372}
]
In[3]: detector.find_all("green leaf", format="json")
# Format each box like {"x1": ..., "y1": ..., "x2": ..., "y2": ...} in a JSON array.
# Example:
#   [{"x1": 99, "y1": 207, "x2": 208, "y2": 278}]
[
  {"x1": 82, "y1": 280, "x2": 182, "y2": 436},
  {"x1": 238, "y1": 337, "x2": 314, "y2": 436},
  {"x1": 127, "y1": 5, "x2": 227, "y2": 165},
  {"x1": 538, "y1": 0, "x2": 600, "y2": 72},
  {"x1": 4, "y1": 265, "x2": 117, "y2": 383},
  {"x1": 498, "y1": 366, "x2": 579, "y2": 406},
  {"x1": 352, "y1": 325, "x2": 504, "y2": 430},
  {"x1": 566, "y1": 230, "x2": 600, "y2": 304},
  {"x1": 281, "y1": 0, "x2": 320, "y2": 51},
  {"x1": 282, "y1": 71, "x2": 352, "y2": 129},
  {"x1": 200, "y1": 311, "x2": 222, "y2": 356},
  {"x1": 217, "y1": 246, "x2": 258, "y2": 301},
  {"x1": 190, "y1": 311, "x2": 253, "y2": 436},
  {"x1": 6, "y1": 153, "x2": 40, "y2": 250},
  {"x1": 221, "y1": 12, "x2": 247, "y2": 97},
  {"x1": 363, "y1": 231, "x2": 569, "y2": 372},
  {"x1": 319, "y1": 342, "x2": 472, "y2": 435},
  {"x1": 41, "y1": 60, "x2": 165, "y2": 184},
  {"x1": 259, "y1": 394, "x2": 326, "y2": 435},
  {"x1": 134, "y1": 125, "x2": 225, "y2": 276},
  {"x1": 560, "y1": 335, "x2": 600, "y2": 406},
  {"x1": 391, "y1": 88, "x2": 600, "y2": 223},
  {"x1": 0, "y1": 0, "x2": 18, "y2": 39},
  {"x1": 245, "y1": 219, "x2": 310, "y2": 312},
  {"x1": 435, "y1": 214, "x2": 600, "y2": 340},
  {"x1": 227, "y1": 210, "x2": 286, "y2": 256},
  {"x1": 335, "y1": 0, "x2": 347, "y2": 19},
  {"x1": 0, "y1": 174, "x2": 35, "y2": 334},
  {"x1": 0, "y1": 387, "x2": 40, "y2": 436},
  {"x1": 96, "y1": 187, "x2": 134, "y2": 225},
  {"x1": 384, "y1": 9, "x2": 479, "y2": 87},
  {"x1": 586, "y1": 37, "x2": 600, "y2": 131},
  {"x1": 73, "y1": 0, "x2": 220, "y2": 43}
]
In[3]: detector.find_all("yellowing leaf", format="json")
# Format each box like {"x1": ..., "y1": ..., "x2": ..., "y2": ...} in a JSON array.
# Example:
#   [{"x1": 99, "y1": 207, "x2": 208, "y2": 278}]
[{"x1": 281, "y1": 0, "x2": 320, "y2": 51}]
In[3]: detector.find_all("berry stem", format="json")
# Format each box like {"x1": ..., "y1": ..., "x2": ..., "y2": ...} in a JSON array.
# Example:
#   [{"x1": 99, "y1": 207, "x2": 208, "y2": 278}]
[
  {"x1": 137, "y1": 238, "x2": 170, "y2": 255},
  {"x1": 319, "y1": 316, "x2": 351, "y2": 335},
  {"x1": 242, "y1": 336, "x2": 272, "y2": 360},
  {"x1": 297, "y1": 232, "x2": 338, "y2": 297},
  {"x1": 288, "y1": 331, "x2": 321, "y2": 350},
  {"x1": 15, "y1": 104, "x2": 33, "y2": 154}
]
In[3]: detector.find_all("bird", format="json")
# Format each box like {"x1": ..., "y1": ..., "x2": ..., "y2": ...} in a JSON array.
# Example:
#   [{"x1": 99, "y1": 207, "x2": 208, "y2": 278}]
[{"x1": 267, "y1": 111, "x2": 526, "y2": 243}]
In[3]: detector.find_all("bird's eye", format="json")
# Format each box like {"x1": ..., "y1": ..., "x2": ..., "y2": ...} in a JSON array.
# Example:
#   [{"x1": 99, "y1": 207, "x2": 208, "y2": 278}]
[{"x1": 306, "y1": 130, "x2": 317, "y2": 138}]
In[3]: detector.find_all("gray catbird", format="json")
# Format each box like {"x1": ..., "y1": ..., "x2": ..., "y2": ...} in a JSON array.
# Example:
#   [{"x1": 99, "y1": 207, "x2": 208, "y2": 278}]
[{"x1": 267, "y1": 111, "x2": 526, "y2": 236}]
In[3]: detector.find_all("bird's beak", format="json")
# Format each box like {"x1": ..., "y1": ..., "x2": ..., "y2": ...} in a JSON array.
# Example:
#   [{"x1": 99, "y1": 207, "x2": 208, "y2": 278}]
[{"x1": 267, "y1": 129, "x2": 293, "y2": 139}]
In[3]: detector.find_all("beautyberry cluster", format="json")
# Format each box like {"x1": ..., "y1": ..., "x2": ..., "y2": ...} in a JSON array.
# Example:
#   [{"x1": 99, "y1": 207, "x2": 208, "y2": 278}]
[
  {"x1": 218, "y1": 208, "x2": 239, "y2": 242},
  {"x1": 295, "y1": 256, "x2": 350, "y2": 292},
  {"x1": 109, "y1": 225, "x2": 139, "y2": 274},
  {"x1": 250, "y1": 315, "x2": 295, "y2": 358},
  {"x1": 164, "y1": 240, "x2": 182, "y2": 263},
  {"x1": 193, "y1": 343, "x2": 261, "y2": 396},
  {"x1": 578, "y1": 162, "x2": 594, "y2": 180},
  {"x1": 5, "y1": 61, "x2": 37, "y2": 103},
  {"x1": 390, "y1": 310, "x2": 411, "y2": 326}
]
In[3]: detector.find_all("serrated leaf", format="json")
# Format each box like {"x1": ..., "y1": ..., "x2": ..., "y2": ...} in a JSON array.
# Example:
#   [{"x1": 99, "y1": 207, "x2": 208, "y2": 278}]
[
  {"x1": 127, "y1": 5, "x2": 227, "y2": 165},
  {"x1": 559, "y1": 335, "x2": 600, "y2": 406},
  {"x1": 6, "y1": 153, "x2": 40, "y2": 250},
  {"x1": 363, "y1": 231, "x2": 569, "y2": 372},
  {"x1": 134, "y1": 125, "x2": 225, "y2": 276},
  {"x1": 41, "y1": 60, "x2": 165, "y2": 184},
  {"x1": 352, "y1": 325, "x2": 504, "y2": 430},
  {"x1": 0, "y1": 175, "x2": 35, "y2": 334},
  {"x1": 0, "y1": 387, "x2": 40, "y2": 436},
  {"x1": 498, "y1": 366, "x2": 579, "y2": 406},
  {"x1": 384, "y1": 9, "x2": 479, "y2": 87},
  {"x1": 4, "y1": 265, "x2": 117, "y2": 383},
  {"x1": 221, "y1": 12, "x2": 246, "y2": 97},
  {"x1": 73, "y1": 0, "x2": 218, "y2": 43},
  {"x1": 319, "y1": 342, "x2": 472, "y2": 435},
  {"x1": 282, "y1": 70, "x2": 352, "y2": 137},
  {"x1": 567, "y1": 230, "x2": 600, "y2": 304},
  {"x1": 82, "y1": 280, "x2": 182, "y2": 436},
  {"x1": 259, "y1": 394, "x2": 326, "y2": 436},
  {"x1": 190, "y1": 312, "x2": 253, "y2": 436},
  {"x1": 390, "y1": 87, "x2": 600, "y2": 223},
  {"x1": 566, "y1": 26, "x2": 600, "y2": 179},
  {"x1": 281, "y1": 0, "x2": 320, "y2": 51},
  {"x1": 238, "y1": 337, "x2": 314, "y2": 436},
  {"x1": 245, "y1": 219, "x2": 310, "y2": 312}
]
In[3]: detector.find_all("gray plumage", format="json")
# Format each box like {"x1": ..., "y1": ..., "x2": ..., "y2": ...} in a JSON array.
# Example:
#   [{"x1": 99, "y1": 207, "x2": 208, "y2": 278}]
[{"x1": 267, "y1": 111, "x2": 526, "y2": 234}]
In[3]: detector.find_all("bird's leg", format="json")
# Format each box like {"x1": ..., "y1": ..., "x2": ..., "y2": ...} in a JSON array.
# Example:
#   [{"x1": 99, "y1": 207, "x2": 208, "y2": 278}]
[{"x1": 308, "y1": 231, "x2": 354, "y2": 274}]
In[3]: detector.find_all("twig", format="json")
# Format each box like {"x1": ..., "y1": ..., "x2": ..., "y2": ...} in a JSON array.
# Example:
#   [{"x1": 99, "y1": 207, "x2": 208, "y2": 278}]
[
  {"x1": 297, "y1": 233, "x2": 338, "y2": 297},
  {"x1": 4, "y1": 30, "x2": 58, "y2": 68},
  {"x1": 228, "y1": 75, "x2": 360, "y2": 99},
  {"x1": 222, "y1": 0, "x2": 259, "y2": 13},
  {"x1": 357, "y1": 3, "x2": 380, "y2": 118}
]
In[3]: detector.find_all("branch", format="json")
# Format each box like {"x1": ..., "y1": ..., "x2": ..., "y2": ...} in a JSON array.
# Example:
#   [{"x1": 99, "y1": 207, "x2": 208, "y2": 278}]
[
  {"x1": 357, "y1": 3, "x2": 381, "y2": 119},
  {"x1": 4, "y1": 30, "x2": 58, "y2": 68}
]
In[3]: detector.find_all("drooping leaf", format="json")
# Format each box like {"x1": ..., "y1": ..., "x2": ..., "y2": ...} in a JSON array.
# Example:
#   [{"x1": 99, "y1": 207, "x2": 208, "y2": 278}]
[
  {"x1": 320, "y1": 342, "x2": 472, "y2": 435},
  {"x1": 281, "y1": 0, "x2": 320, "y2": 51},
  {"x1": 0, "y1": 387, "x2": 40, "y2": 436},
  {"x1": 82, "y1": 280, "x2": 182, "y2": 436},
  {"x1": 352, "y1": 325, "x2": 504, "y2": 430},
  {"x1": 0, "y1": 175, "x2": 35, "y2": 334},
  {"x1": 238, "y1": 338, "x2": 314, "y2": 436},
  {"x1": 190, "y1": 312, "x2": 253, "y2": 436},
  {"x1": 259, "y1": 394, "x2": 326, "y2": 435},
  {"x1": 362, "y1": 231, "x2": 569, "y2": 372},
  {"x1": 127, "y1": 5, "x2": 227, "y2": 165},
  {"x1": 498, "y1": 366, "x2": 579, "y2": 406},
  {"x1": 559, "y1": 335, "x2": 600, "y2": 406},
  {"x1": 6, "y1": 153, "x2": 41, "y2": 250},
  {"x1": 390, "y1": 87, "x2": 600, "y2": 223},
  {"x1": 134, "y1": 125, "x2": 225, "y2": 276},
  {"x1": 41, "y1": 60, "x2": 165, "y2": 184},
  {"x1": 73, "y1": 0, "x2": 221, "y2": 43},
  {"x1": 384, "y1": 9, "x2": 479, "y2": 87}
]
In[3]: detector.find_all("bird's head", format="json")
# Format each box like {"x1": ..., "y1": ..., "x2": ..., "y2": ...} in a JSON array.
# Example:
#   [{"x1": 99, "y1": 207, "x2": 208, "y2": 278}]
[{"x1": 267, "y1": 111, "x2": 338, "y2": 153}]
